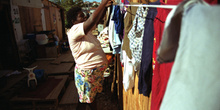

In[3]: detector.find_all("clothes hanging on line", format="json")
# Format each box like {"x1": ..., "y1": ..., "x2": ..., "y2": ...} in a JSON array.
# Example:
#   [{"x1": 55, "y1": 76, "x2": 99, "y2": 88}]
[
  {"x1": 138, "y1": 0, "x2": 159, "y2": 97},
  {"x1": 151, "y1": 0, "x2": 182, "y2": 109},
  {"x1": 151, "y1": 0, "x2": 218, "y2": 110},
  {"x1": 128, "y1": 6, "x2": 148, "y2": 71},
  {"x1": 117, "y1": 4, "x2": 177, "y2": 9},
  {"x1": 122, "y1": 2, "x2": 139, "y2": 60},
  {"x1": 121, "y1": 2, "x2": 138, "y2": 91},
  {"x1": 109, "y1": 5, "x2": 122, "y2": 54},
  {"x1": 112, "y1": 5, "x2": 124, "y2": 36},
  {"x1": 104, "y1": 0, "x2": 219, "y2": 110},
  {"x1": 121, "y1": 49, "x2": 134, "y2": 91}
]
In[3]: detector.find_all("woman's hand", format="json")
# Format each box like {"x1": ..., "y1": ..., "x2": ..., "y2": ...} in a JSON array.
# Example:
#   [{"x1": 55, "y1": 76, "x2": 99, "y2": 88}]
[
  {"x1": 83, "y1": 0, "x2": 112, "y2": 35},
  {"x1": 104, "y1": 0, "x2": 113, "y2": 7}
]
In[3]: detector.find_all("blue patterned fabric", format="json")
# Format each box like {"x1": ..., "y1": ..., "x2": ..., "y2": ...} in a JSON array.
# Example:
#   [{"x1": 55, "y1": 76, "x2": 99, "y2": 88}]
[{"x1": 128, "y1": 6, "x2": 148, "y2": 70}]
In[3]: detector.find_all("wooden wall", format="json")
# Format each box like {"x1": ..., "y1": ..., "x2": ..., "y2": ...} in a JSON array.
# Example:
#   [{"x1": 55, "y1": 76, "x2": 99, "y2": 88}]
[
  {"x1": 122, "y1": 71, "x2": 151, "y2": 110},
  {"x1": 115, "y1": 54, "x2": 151, "y2": 110},
  {"x1": 55, "y1": 8, "x2": 63, "y2": 41},
  {"x1": 42, "y1": 0, "x2": 52, "y2": 31},
  {"x1": 121, "y1": 0, "x2": 159, "y2": 110},
  {"x1": 19, "y1": 7, "x2": 43, "y2": 34},
  {"x1": 46, "y1": 1, "x2": 63, "y2": 40},
  {"x1": 19, "y1": 0, "x2": 63, "y2": 40}
]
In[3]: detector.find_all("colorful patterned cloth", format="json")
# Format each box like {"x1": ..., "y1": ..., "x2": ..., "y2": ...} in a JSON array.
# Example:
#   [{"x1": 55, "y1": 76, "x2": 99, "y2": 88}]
[
  {"x1": 97, "y1": 27, "x2": 109, "y2": 48},
  {"x1": 74, "y1": 64, "x2": 107, "y2": 103}
]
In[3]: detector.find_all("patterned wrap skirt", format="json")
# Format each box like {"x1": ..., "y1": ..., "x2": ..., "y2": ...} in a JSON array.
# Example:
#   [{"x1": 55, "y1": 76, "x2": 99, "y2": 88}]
[{"x1": 74, "y1": 64, "x2": 107, "y2": 103}]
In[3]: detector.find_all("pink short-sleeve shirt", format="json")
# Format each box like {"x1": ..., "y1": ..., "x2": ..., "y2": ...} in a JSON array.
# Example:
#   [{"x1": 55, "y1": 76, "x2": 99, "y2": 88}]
[{"x1": 67, "y1": 23, "x2": 108, "y2": 70}]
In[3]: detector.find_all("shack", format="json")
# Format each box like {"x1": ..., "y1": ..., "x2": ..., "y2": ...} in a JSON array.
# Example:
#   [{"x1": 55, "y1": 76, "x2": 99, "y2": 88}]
[{"x1": 0, "y1": 0, "x2": 66, "y2": 70}]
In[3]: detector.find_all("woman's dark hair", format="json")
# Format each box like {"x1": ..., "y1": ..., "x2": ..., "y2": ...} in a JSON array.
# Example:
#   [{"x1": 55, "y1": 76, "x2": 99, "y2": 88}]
[{"x1": 66, "y1": 7, "x2": 82, "y2": 28}]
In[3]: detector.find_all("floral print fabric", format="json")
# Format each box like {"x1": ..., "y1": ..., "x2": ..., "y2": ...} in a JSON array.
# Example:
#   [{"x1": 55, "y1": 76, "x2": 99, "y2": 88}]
[{"x1": 74, "y1": 64, "x2": 107, "y2": 103}]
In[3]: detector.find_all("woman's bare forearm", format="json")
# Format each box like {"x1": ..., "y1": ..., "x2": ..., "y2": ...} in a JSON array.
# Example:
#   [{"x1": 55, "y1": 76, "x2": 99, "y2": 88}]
[{"x1": 83, "y1": 0, "x2": 111, "y2": 34}]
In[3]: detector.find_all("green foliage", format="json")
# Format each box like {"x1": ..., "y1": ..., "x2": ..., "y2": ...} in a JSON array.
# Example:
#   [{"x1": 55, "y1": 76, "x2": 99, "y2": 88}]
[
  {"x1": 50, "y1": 0, "x2": 86, "y2": 27},
  {"x1": 51, "y1": 0, "x2": 84, "y2": 10},
  {"x1": 93, "y1": 4, "x2": 99, "y2": 7}
]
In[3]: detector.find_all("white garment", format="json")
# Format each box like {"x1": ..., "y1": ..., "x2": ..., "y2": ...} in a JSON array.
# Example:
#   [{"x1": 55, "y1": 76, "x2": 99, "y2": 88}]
[
  {"x1": 122, "y1": 50, "x2": 134, "y2": 91},
  {"x1": 160, "y1": 3, "x2": 220, "y2": 110}
]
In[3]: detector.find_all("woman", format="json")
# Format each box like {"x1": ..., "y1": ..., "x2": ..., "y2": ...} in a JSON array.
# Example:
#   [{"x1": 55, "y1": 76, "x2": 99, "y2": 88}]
[{"x1": 66, "y1": 0, "x2": 112, "y2": 110}]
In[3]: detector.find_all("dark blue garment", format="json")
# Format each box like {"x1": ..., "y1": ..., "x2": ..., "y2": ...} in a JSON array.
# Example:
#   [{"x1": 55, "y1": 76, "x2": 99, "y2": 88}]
[
  {"x1": 112, "y1": 6, "x2": 124, "y2": 35},
  {"x1": 138, "y1": 2, "x2": 159, "y2": 97}
]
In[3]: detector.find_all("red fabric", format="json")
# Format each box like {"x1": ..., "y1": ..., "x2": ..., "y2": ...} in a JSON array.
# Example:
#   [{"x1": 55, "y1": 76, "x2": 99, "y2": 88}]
[
  {"x1": 151, "y1": 0, "x2": 218, "y2": 110},
  {"x1": 151, "y1": 1, "x2": 181, "y2": 110},
  {"x1": 204, "y1": 0, "x2": 218, "y2": 4},
  {"x1": 151, "y1": 8, "x2": 173, "y2": 110}
]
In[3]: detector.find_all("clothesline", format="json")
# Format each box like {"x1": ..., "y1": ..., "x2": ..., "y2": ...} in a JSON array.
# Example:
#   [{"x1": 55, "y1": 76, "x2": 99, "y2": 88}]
[{"x1": 116, "y1": 4, "x2": 177, "y2": 9}]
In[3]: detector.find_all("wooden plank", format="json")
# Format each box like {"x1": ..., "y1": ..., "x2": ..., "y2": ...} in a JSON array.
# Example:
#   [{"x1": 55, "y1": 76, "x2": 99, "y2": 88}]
[
  {"x1": 12, "y1": 104, "x2": 56, "y2": 109},
  {"x1": 59, "y1": 80, "x2": 78, "y2": 105},
  {"x1": 36, "y1": 58, "x2": 56, "y2": 61},
  {"x1": 10, "y1": 98, "x2": 58, "y2": 109},
  {"x1": 12, "y1": 0, "x2": 41, "y2": 8},
  {"x1": 19, "y1": 6, "x2": 33, "y2": 34},
  {"x1": 44, "y1": 8, "x2": 52, "y2": 30},
  {"x1": 42, "y1": 0, "x2": 52, "y2": 31},
  {"x1": 28, "y1": 7, "x2": 35, "y2": 33},
  {"x1": 10, "y1": 75, "x2": 68, "y2": 101},
  {"x1": 46, "y1": 75, "x2": 68, "y2": 99},
  {"x1": 134, "y1": 73, "x2": 139, "y2": 110},
  {"x1": 10, "y1": 75, "x2": 68, "y2": 109},
  {"x1": 141, "y1": 0, "x2": 147, "y2": 4},
  {"x1": 132, "y1": 0, "x2": 139, "y2": 3},
  {"x1": 116, "y1": 54, "x2": 123, "y2": 110},
  {"x1": 29, "y1": 60, "x2": 74, "y2": 75},
  {"x1": 55, "y1": 7, "x2": 63, "y2": 40},
  {"x1": 49, "y1": 6, "x2": 56, "y2": 32},
  {"x1": 20, "y1": 6, "x2": 42, "y2": 34},
  {"x1": 0, "y1": 71, "x2": 28, "y2": 93},
  {"x1": 122, "y1": 68, "x2": 151, "y2": 110},
  {"x1": 18, "y1": 6, "x2": 26, "y2": 35},
  {"x1": 50, "y1": 51, "x2": 74, "y2": 65},
  {"x1": 46, "y1": 63, "x2": 74, "y2": 75},
  {"x1": 148, "y1": 93, "x2": 151, "y2": 110},
  {"x1": 32, "y1": 7, "x2": 43, "y2": 32},
  {"x1": 42, "y1": 0, "x2": 49, "y2": 6}
]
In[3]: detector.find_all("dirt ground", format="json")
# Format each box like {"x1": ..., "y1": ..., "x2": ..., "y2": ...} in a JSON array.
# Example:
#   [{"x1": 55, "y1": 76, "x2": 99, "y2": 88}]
[
  {"x1": 57, "y1": 91, "x2": 120, "y2": 110},
  {"x1": 95, "y1": 90, "x2": 120, "y2": 110}
]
